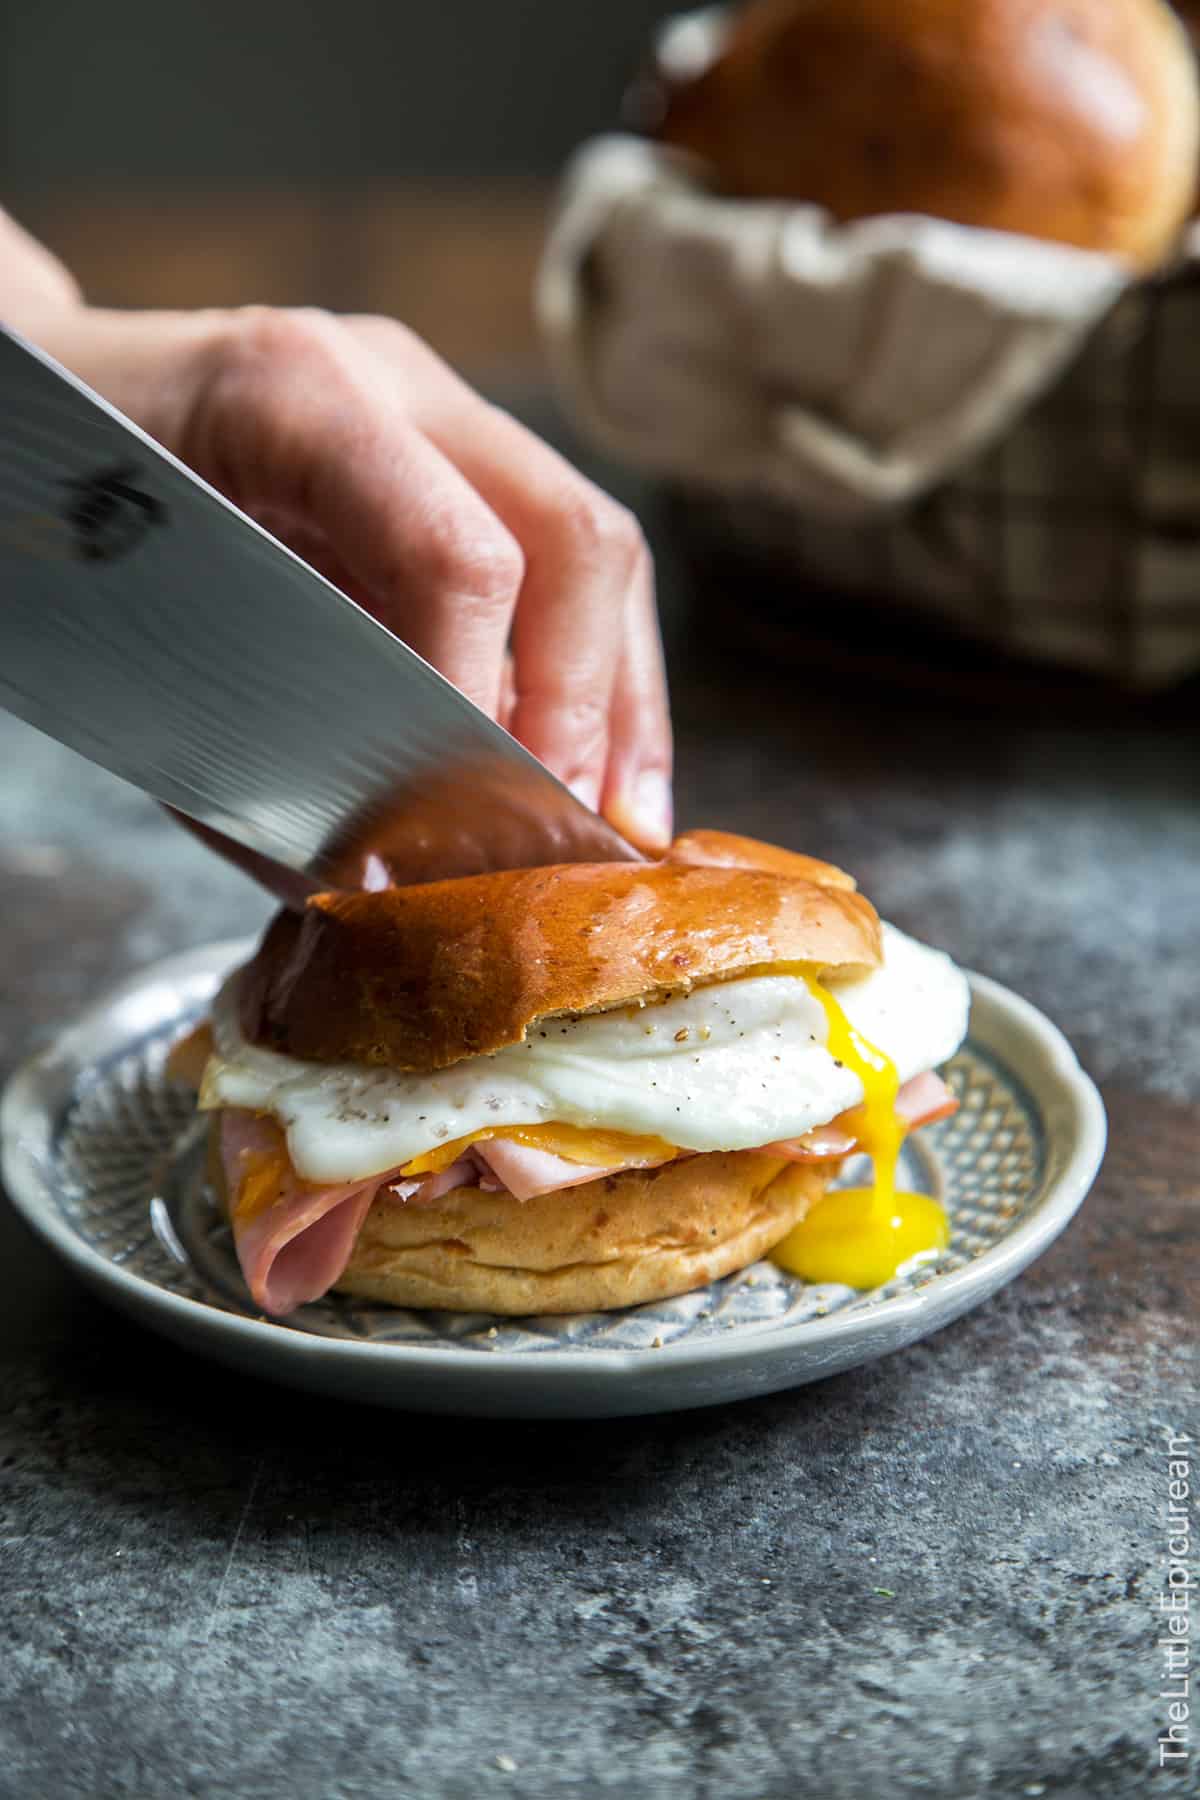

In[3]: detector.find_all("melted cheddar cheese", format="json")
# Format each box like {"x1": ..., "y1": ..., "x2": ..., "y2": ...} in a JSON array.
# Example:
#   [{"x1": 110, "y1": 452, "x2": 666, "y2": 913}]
[
  {"x1": 400, "y1": 1121, "x2": 678, "y2": 1176},
  {"x1": 231, "y1": 1126, "x2": 293, "y2": 1225}
]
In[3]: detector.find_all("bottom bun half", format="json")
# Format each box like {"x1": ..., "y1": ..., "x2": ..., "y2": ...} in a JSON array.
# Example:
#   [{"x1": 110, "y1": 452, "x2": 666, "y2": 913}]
[{"x1": 335, "y1": 1152, "x2": 828, "y2": 1315}]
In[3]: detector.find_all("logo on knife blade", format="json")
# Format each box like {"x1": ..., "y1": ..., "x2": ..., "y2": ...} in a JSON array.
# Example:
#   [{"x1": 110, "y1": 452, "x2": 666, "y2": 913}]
[{"x1": 60, "y1": 463, "x2": 164, "y2": 562}]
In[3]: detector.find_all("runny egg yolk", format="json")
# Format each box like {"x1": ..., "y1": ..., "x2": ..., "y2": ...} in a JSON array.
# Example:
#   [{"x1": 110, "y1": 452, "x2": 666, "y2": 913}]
[{"x1": 770, "y1": 975, "x2": 948, "y2": 1289}]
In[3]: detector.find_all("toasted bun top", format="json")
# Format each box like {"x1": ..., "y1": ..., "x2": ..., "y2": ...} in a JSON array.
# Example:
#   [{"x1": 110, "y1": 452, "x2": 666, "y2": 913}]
[
  {"x1": 666, "y1": 828, "x2": 857, "y2": 888},
  {"x1": 656, "y1": 0, "x2": 1199, "y2": 272},
  {"x1": 238, "y1": 832, "x2": 881, "y2": 1072}
]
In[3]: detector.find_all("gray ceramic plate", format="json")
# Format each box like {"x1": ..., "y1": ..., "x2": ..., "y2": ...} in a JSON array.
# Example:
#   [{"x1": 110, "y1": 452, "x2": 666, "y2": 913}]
[{"x1": 1, "y1": 939, "x2": 1106, "y2": 1418}]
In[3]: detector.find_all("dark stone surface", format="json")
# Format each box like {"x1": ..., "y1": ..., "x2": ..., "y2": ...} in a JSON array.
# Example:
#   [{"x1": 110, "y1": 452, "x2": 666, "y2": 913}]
[{"x1": 0, "y1": 412, "x2": 1197, "y2": 1800}]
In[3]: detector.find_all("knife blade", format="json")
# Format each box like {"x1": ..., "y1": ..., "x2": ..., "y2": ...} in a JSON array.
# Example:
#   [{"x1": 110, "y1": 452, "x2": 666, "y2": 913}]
[{"x1": 0, "y1": 324, "x2": 640, "y2": 890}]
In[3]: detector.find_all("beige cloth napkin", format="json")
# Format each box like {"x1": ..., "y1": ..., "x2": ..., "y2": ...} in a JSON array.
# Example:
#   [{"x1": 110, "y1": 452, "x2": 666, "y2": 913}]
[{"x1": 538, "y1": 135, "x2": 1128, "y2": 521}]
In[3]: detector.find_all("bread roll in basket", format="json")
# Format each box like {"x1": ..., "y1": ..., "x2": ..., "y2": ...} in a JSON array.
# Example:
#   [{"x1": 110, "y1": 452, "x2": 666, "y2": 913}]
[{"x1": 538, "y1": 0, "x2": 1200, "y2": 685}]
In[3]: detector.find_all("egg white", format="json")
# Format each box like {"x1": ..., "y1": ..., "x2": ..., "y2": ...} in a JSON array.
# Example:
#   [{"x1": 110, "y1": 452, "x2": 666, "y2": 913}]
[{"x1": 200, "y1": 922, "x2": 970, "y2": 1184}]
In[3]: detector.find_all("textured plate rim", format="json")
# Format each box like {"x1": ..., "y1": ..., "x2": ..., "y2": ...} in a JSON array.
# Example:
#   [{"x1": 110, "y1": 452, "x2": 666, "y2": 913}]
[{"x1": 1, "y1": 939, "x2": 1107, "y2": 1392}]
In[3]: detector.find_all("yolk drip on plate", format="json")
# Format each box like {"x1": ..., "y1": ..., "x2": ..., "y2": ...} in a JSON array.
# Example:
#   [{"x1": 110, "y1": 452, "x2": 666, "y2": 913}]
[{"x1": 770, "y1": 975, "x2": 948, "y2": 1288}]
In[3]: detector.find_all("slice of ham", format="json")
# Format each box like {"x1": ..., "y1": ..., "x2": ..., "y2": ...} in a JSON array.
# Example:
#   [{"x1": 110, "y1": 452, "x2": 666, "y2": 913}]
[
  {"x1": 388, "y1": 1155, "x2": 483, "y2": 1204},
  {"x1": 218, "y1": 1117, "x2": 596, "y2": 1314},
  {"x1": 762, "y1": 1124, "x2": 860, "y2": 1163},
  {"x1": 895, "y1": 1070, "x2": 958, "y2": 1127},
  {"x1": 220, "y1": 1111, "x2": 397, "y2": 1318},
  {"x1": 222, "y1": 1125, "x2": 536, "y2": 1315},
  {"x1": 761, "y1": 1071, "x2": 958, "y2": 1162},
  {"x1": 472, "y1": 1137, "x2": 640, "y2": 1202}
]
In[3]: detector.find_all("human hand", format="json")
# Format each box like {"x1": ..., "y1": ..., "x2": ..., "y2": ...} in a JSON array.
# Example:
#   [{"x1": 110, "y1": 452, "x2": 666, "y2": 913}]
[{"x1": 33, "y1": 301, "x2": 673, "y2": 856}]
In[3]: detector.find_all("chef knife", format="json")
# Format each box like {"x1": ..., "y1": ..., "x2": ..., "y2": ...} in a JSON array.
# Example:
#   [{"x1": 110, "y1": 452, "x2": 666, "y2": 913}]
[{"x1": 0, "y1": 324, "x2": 639, "y2": 890}]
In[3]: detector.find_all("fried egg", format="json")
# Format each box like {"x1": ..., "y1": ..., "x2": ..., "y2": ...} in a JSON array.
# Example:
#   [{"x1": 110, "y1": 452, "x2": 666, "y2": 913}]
[{"x1": 201, "y1": 923, "x2": 969, "y2": 1185}]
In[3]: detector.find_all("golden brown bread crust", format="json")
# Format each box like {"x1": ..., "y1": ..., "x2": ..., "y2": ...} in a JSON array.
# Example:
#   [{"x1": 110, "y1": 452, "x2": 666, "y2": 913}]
[
  {"x1": 668, "y1": 828, "x2": 857, "y2": 888},
  {"x1": 238, "y1": 837, "x2": 881, "y2": 1072},
  {"x1": 334, "y1": 1152, "x2": 828, "y2": 1314},
  {"x1": 657, "y1": 0, "x2": 1199, "y2": 271}
]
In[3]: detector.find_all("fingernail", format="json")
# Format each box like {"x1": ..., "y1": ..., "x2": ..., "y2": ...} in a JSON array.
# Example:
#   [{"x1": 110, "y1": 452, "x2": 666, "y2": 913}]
[
  {"x1": 568, "y1": 773, "x2": 601, "y2": 812},
  {"x1": 628, "y1": 769, "x2": 673, "y2": 851}
]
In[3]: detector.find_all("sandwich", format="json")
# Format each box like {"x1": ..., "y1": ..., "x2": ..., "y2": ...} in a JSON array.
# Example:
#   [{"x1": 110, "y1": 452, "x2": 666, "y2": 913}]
[{"x1": 178, "y1": 831, "x2": 970, "y2": 1317}]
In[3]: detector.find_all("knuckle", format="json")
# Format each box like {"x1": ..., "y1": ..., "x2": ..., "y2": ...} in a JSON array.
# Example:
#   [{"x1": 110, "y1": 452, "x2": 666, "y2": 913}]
[
  {"x1": 200, "y1": 307, "x2": 373, "y2": 512},
  {"x1": 519, "y1": 688, "x2": 610, "y2": 750},
  {"x1": 229, "y1": 304, "x2": 346, "y2": 376},
  {"x1": 561, "y1": 695, "x2": 611, "y2": 745},
  {"x1": 348, "y1": 312, "x2": 422, "y2": 355},
  {"x1": 416, "y1": 508, "x2": 525, "y2": 611},
  {"x1": 556, "y1": 486, "x2": 645, "y2": 576}
]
